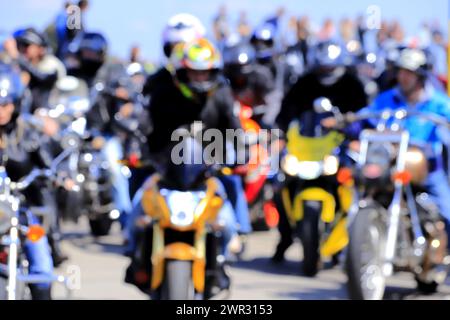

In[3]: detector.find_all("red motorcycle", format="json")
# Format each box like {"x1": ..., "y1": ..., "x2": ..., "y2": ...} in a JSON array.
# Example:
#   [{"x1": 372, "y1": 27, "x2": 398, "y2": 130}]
[{"x1": 236, "y1": 103, "x2": 280, "y2": 231}]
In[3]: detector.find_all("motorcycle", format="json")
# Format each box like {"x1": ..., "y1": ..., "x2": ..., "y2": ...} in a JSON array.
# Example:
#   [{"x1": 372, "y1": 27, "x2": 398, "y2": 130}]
[
  {"x1": 279, "y1": 98, "x2": 354, "y2": 276},
  {"x1": 46, "y1": 76, "x2": 118, "y2": 236},
  {"x1": 138, "y1": 135, "x2": 230, "y2": 300},
  {"x1": 236, "y1": 102, "x2": 280, "y2": 231},
  {"x1": 334, "y1": 108, "x2": 450, "y2": 300},
  {"x1": 0, "y1": 150, "x2": 73, "y2": 300}
]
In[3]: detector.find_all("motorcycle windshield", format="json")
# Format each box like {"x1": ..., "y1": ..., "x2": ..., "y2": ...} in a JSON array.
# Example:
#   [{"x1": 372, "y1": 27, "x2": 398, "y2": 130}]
[
  {"x1": 163, "y1": 137, "x2": 208, "y2": 191},
  {"x1": 286, "y1": 122, "x2": 344, "y2": 161}
]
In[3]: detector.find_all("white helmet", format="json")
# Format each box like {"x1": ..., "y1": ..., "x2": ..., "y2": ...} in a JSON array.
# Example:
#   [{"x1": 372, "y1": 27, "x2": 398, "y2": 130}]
[{"x1": 162, "y1": 13, "x2": 206, "y2": 58}]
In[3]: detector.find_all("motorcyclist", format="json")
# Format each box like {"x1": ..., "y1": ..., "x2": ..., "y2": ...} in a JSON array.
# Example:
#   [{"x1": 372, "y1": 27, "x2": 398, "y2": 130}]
[
  {"x1": 133, "y1": 14, "x2": 207, "y2": 197},
  {"x1": 86, "y1": 63, "x2": 143, "y2": 233},
  {"x1": 3, "y1": 28, "x2": 66, "y2": 113},
  {"x1": 63, "y1": 31, "x2": 109, "y2": 88},
  {"x1": 276, "y1": 39, "x2": 368, "y2": 134},
  {"x1": 272, "y1": 39, "x2": 368, "y2": 263},
  {"x1": 222, "y1": 38, "x2": 278, "y2": 128},
  {"x1": 142, "y1": 13, "x2": 207, "y2": 100},
  {"x1": 0, "y1": 64, "x2": 59, "y2": 300},
  {"x1": 125, "y1": 38, "x2": 248, "y2": 293},
  {"x1": 122, "y1": 12, "x2": 208, "y2": 248},
  {"x1": 281, "y1": 16, "x2": 315, "y2": 94},
  {"x1": 125, "y1": 62, "x2": 152, "y2": 200},
  {"x1": 325, "y1": 48, "x2": 450, "y2": 249},
  {"x1": 125, "y1": 13, "x2": 208, "y2": 231},
  {"x1": 250, "y1": 23, "x2": 279, "y2": 82}
]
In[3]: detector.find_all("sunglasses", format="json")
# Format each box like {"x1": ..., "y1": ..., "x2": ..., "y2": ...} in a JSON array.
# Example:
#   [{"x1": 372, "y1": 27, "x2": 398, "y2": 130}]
[{"x1": 0, "y1": 102, "x2": 14, "y2": 108}]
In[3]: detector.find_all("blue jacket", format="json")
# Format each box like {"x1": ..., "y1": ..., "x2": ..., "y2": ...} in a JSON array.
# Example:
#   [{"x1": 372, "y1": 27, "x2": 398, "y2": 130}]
[{"x1": 348, "y1": 86, "x2": 450, "y2": 169}]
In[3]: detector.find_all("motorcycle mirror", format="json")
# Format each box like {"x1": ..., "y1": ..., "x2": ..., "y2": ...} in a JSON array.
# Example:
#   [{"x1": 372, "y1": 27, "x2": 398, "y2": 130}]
[{"x1": 313, "y1": 98, "x2": 333, "y2": 114}]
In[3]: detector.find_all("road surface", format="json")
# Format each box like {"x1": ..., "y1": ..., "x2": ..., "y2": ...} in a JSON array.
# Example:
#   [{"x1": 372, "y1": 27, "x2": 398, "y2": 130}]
[{"x1": 52, "y1": 218, "x2": 450, "y2": 300}]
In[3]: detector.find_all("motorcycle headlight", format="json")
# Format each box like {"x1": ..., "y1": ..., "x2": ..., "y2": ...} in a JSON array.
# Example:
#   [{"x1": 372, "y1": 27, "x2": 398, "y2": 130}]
[
  {"x1": 281, "y1": 155, "x2": 324, "y2": 180},
  {"x1": 281, "y1": 155, "x2": 301, "y2": 176},
  {"x1": 166, "y1": 191, "x2": 201, "y2": 228},
  {"x1": 170, "y1": 210, "x2": 195, "y2": 228},
  {"x1": 323, "y1": 155, "x2": 339, "y2": 176},
  {"x1": 297, "y1": 162, "x2": 323, "y2": 180}
]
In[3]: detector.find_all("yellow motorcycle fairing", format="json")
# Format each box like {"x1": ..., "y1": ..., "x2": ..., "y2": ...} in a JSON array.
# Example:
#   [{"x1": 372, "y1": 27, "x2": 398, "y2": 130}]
[
  {"x1": 286, "y1": 122, "x2": 344, "y2": 162},
  {"x1": 282, "y1": 187, "x2": 336, "y2": 224},
  {"x1": 320, "y1": 216, "x2": 349, "y2": 258},
  {"x1": 318, "y1": 184, "x2": 353, "y2": 258},
  {"x1": 141, "y1": 175, "x2": 224, "y2": 293},
  {"x1": 281, "y1": 185, "x2": 353, "y2": 259}
]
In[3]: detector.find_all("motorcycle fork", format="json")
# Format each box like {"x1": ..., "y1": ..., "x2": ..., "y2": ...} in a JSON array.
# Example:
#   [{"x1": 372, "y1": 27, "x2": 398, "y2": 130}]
[
  {"x1": 7, "y1": 218, "x2": 19, "y2": 301},
  {"x1": 405, "y1": 185, "x2": 427, "y2": 258}
]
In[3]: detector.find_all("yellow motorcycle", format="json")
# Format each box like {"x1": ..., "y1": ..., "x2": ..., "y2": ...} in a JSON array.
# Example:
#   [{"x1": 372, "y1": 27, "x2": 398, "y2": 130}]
[
  {"x1": 279, "y1": 98, "x2": 354, "y2": 276},
  {"x1": 139, "y1": 137, "x2": 229, "y2": 300}
]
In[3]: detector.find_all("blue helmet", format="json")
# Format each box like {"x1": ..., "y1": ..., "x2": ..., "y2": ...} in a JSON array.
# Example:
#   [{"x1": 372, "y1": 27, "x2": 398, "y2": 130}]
[
  {"x1": 312, "y1": 40, "x2": 346, "y2": 69},
  {"x1": 250, "y1": 23, "x2": 276, "y2": 60},
  {"x1": 78, "y1": 32, "x2": 108, "y2": 58},
  {"x1": 0, "y1": 64, "x2": 24, "y2": 106}
]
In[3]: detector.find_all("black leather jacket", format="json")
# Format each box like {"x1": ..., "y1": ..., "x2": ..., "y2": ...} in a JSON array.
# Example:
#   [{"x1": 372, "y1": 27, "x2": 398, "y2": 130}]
[
  {"x1": 0, "y1": 115, "x2": 56, "y2": 206},
  {"x1": 143, "y1": 68, "x2": 244, "y2": 159}
]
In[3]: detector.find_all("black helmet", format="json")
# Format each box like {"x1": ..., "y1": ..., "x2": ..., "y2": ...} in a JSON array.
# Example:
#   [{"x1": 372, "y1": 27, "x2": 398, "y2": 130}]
[
  {"x1": 223, "y1": 40, "x2": 256, "y2": 92},
  {"x1": 223, "y1": 41, "x2": 256, "y2": 67},
  {"x1": 14, "y1": 27, "x2": 48, "y2": 48}
]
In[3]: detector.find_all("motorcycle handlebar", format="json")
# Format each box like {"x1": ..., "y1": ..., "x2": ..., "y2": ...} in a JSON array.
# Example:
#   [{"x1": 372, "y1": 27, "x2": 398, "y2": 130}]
[
  {"x1": 12, "y1": 169, "x2": 53, "y2": 191},
  {"x1": 10, "y1": 146, "x2": 75, "y2": 191},
  {"x1": 339, "y1": 109, "x2": 450, "y2": 130}
]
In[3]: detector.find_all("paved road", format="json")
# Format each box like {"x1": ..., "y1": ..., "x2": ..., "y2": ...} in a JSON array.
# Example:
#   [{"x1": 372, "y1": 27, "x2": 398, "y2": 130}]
[{"x1": 52, "y1": 218, "x2": 450, "y2": 300}]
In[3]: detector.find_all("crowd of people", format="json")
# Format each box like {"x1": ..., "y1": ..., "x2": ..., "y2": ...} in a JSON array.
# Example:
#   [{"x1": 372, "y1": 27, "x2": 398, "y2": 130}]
[{"x1": 0, "y1": 1, "x2": 449, "y2": 300}]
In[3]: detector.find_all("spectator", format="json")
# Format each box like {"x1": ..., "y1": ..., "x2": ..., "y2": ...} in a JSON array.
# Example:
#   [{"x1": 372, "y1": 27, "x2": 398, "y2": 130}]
[
  {"x1": 237, "y1": 11, "x2": 251, "y2": 38},
  {"x1": 318, "y1": 18, "x2": 336, "y2": 41},
  {"x1": 213, "y1": 5, "x2": 230, "y2": 46},
  {"x1": 130, "y1": 45, "x2": 141, "y2": 64}
]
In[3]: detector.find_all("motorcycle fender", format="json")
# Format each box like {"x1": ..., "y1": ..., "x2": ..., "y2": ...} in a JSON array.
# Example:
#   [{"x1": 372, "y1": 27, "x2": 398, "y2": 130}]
[
  {"x1": 163, "y1": 243, "x2": 197, "y2": 261},
  {"x1": 293, "y1": 188, "x2": 336, "y2": 223},
  {"x1": 320, "y1": 217, "x2": 349, "y2": 258},
  {"x1": 151, "y1": 242, "x2": 197, "y2": 290}
]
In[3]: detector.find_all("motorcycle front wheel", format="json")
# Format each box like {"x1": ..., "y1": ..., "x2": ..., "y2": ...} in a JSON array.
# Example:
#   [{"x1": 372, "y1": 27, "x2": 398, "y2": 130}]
[
  {"x1": 299, "y1": 201, "x2": 321, "y2": 277},
  {"x1": 89, "y1": 215, "x2": 113, "y2": 237},
  {"x1": 160, "y1": 260, "x2": 196, "y2": 300},
  {"x1": 345, "y1": 205, "x2": 386, "y2": 300}
]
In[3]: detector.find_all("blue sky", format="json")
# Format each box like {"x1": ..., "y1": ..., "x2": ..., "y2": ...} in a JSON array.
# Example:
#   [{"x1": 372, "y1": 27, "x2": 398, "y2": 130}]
[{"x1": 1, "y1": 0, "x2": 448, "y2": 62}]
